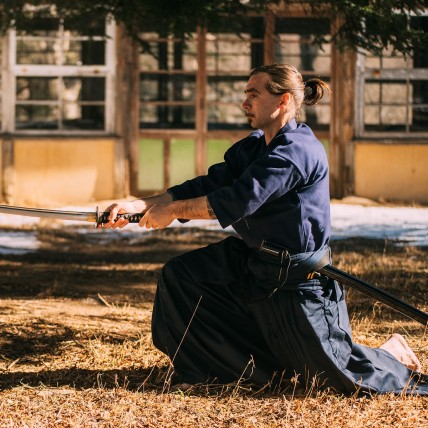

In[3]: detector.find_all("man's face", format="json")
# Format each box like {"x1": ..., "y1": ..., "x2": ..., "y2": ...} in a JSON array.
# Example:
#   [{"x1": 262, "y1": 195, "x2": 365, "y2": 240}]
[{"x1": 241, "y1": 72, "x2": 283, "y2": 130}]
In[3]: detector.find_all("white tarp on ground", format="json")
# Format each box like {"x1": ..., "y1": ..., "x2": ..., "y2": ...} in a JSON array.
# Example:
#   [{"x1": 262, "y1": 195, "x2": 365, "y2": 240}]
[{"x1": 0, "y1": 200, "x2": 427, "y2": 253}]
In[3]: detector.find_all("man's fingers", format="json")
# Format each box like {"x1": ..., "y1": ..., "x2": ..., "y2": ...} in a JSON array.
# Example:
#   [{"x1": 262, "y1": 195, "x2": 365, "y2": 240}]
[
  {"x1": 139, "y1": 211, "x2": 158, "y2": 229},
  {"x1": 100, "y1": 203, "x2": 129, "y2": 229},
  {"x1": 139, "y1": 212, "x2": 149, "y2": 229}
]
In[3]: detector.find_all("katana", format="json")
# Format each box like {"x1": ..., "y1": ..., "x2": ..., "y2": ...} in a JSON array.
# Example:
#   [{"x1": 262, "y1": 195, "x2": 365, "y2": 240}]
[
  {"x1": 0, "y1": 204, "x2": 144, "y2": 225},
  {"x1": 260, "y1": 240, "x2": 428, "y2": 327},
  {"x1": 1, "y1": 204, "x2": 426, "y2": 325}
]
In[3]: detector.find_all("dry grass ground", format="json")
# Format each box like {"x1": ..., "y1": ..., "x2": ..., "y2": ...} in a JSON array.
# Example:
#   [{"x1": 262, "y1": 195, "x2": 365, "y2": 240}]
[{"x1": 0, "y1": 226, "x2": 426, "y2": 427}]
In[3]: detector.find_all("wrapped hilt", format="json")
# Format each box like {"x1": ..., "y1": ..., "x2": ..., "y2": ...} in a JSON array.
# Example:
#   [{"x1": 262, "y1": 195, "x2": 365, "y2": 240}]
[{"x1": 96, "y1": 208, "x2": 144, "y2": 225}]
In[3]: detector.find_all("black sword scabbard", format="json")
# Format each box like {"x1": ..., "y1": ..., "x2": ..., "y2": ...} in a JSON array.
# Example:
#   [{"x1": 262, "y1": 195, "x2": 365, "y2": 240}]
[
  {"x1": 318, "y1": 264, "x2": 428, "y2": 326},
  {"x1": 259, "y1": 240, "x2": 428, "y2": 327}
]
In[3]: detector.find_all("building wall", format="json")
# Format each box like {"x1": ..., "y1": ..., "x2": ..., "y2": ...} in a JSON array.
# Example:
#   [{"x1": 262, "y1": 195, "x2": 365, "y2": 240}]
[
  {"x1": 354, "y1": 142, "x2": 428, "y2": 204},
  {"x1": 4, "y1": 138, "x2": 118, "y2": 206}
]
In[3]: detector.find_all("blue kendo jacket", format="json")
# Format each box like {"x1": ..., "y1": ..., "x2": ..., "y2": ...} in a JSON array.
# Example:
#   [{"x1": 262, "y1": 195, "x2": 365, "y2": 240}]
[{"x1": 168, "y1": 118, "x2": 331, "y2": 253}]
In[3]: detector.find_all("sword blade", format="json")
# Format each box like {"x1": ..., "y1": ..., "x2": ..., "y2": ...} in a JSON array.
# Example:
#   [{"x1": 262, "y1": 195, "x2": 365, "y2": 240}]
[
  {"x1": 0, "y1": 205, "x2": 143, "y2": 224},
  {"x1": 0, "y1": 204, "x2": 97, "y2": 222}
]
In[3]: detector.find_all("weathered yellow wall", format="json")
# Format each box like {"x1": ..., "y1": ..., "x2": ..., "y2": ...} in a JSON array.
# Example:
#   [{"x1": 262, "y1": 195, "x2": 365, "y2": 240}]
[
  {"x1": 354, "y1": 143, "x2": 428, "y2": 204},
  {"x1": 13, "y1": 138, "x2": 116, "y2": 206}
]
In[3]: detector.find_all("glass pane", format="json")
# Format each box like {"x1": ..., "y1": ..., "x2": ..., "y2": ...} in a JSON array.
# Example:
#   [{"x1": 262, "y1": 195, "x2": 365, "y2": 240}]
[
  {"x1": 206, "y1": 36, "x2": 253, "y2": 72},
  {"x1": 362, "y1": 80, "x2": 421, "y2": 131},
  {"x1": 15, "y1": 105, "x2": 59, "y2": 130},
  {"x1": 139, "y1": 43, "x2": 160, "y2": 70},
  {"x1": 365, "y1": 83, "x2": 380, "y2": 104},
  {"x1": 139, "y1": 38, "x2": 197, "y2": 72},
  {"x1": 275, "y1": 18, "x2": 331, "y2": 74},
  {"x1": 17, "y1": 17, "x2": 106, "y2": 66},
  {"x1": 381, "y1": 54, "x2": 409, "y2": 69},
  {"x1": 16, "y1": 77, "x2": 58, "y2": 101},
  {"x1": 411, "y1": 16, "x2": 428, "y2": 69},
  {"x1": 62, "y1": 105, "x2": 105, "y2": 130},
  {"x1": 170, "y1": 139, "x2": 195, "y2": 186},
  {"x1": 63, "y1": 39, "x2": 105, "y2": 65},
  {"x1": 300, "y1": 104, "x2": 330, "y2": 129},
  {"x1": 16, "y1": 39, "x2": 59, "y2": 65},
  {"x1": 207, "y1": 139, "x2": 230, "y2": 167},
  {"x1": 365, "y1": 106, "x2": 380, "y2": 125},
  {"x1": 140, "y1": 74, "x2": 196, "y2": 102},
  {"x1": 207, "y1": 76, "x2": 248, "y2": 130},
  {"x1": 365, "y1": 55, "x2": 381, "y2": 69},
  {"x1": 411, "y1": 80, "x2": 428, "y2": 131},
  {"x1": 63, "y1": 77, "x2": 105, "y2": 102},
  {"x1": 411, "y1": 105, "x2": 428, "y2": 131},
  {"x1": 64, "y1": 18, "x2": 105, "y2": 37},
  {"x1": 140, "y1": 72, "x2": 196, "y2": 129},
  {"x1": 139, "y1": 104, "x2": 158, "y2": 124},
  {"x1": 381, "y1": 106, "x2": 407, "y2": 125},
  {"x1": 207, "y1": 77, "x2": 246, "y2": 103},
  {"x1": 206, "y1": 17, "x2": 264, "y2": 72},
  {"x1": 140, "y1": 104, "x2": 195, "y2": 129},
  {"x1": 138, "y1": 139, "x2": 164, "y2": 191},
  {"x1": 381, "y1": 83, "x2": 408, "y2": 104},
  {"x1": 207, "y1": 104, "x2": 248, "y2": 130},
  {"x1": 16, "y1": 17, "x2": 59, "y2": 36}
]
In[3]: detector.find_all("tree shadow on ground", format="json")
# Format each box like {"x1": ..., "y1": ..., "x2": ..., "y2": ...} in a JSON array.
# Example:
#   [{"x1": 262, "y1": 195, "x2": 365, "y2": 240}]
[{"x1": 0, "y1": 366, "x2": 169, "y2": 392}]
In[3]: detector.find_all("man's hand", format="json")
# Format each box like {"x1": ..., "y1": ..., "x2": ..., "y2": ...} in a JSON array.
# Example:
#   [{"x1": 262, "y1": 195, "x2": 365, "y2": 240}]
[
  {"x1": 99, "y1": 192, "x2": 174, "y2": 229},
  {"x1": 99, "y1": 194, "x2": 214, "y2": 230},
  {"x1": 139, "y1": 204, "x2": 174, "y2": 229},
  {"x1": 101, "y1": 200, "x2": 149, "y2": 229}
]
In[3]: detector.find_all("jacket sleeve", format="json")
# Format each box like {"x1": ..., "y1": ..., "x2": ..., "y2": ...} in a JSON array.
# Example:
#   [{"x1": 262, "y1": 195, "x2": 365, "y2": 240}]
[
  {"x1": 207, "y1": 153, "x2": 305, "y2": 228},
  {"x1": 167, "y1": 162, "x2": 234, "y2": 200}
]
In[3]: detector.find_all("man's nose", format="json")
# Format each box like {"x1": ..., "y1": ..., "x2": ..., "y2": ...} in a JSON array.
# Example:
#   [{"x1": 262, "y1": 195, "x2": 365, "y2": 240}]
[{"x1": 242, "y1": 98, "x2": 250, "y2": 111}]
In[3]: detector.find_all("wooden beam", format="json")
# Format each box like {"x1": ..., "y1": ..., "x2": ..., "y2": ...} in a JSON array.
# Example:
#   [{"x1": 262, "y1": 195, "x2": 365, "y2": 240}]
[
  {"x1": 264, "y1": 9, "x2": 276, "y2": 64},
  {"x1": 1, "y1": 135, "x2": 14, "y2": 204},
  {"x1": 195, "y1": 26, "x2": 207, "y2": 177},
  {"x1": 329, "y1": 19, "x2": 356, "y2": 198},
  {"x1": 115, "y1": 24, "x2": 140, "y2": 197}
]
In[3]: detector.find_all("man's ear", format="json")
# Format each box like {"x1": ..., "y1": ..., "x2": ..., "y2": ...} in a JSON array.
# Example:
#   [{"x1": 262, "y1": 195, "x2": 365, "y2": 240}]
[{"x1": 279, "y1": 93, "x2": 292, "y2": 109}]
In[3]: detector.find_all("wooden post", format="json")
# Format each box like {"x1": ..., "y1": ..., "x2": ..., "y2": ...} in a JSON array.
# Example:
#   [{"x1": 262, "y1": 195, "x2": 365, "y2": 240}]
[
  {"x1": 264, "y1": 9, "x2": 276, "y2": 64},
  {"x1": 195, "y1": 26, "x2": 207, "y2": 177},
  {"x1": 115, "y1": 24, "x2": 140, "y2": 197},
  {"x1": 329, "y1": 21, "x2": 356, "y2": 198},
  {"x1": 1, "y1": 135, "x2": 14, "y2": 204}
]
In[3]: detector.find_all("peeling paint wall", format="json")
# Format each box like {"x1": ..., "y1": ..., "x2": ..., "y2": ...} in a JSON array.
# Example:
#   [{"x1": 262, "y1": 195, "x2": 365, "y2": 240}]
[
  {"x1": 11, "y1": 138, "x2": 117, "y2": 206},
  {"x1": 354, "y1": 143, "x2": 428, "y2": 204}
]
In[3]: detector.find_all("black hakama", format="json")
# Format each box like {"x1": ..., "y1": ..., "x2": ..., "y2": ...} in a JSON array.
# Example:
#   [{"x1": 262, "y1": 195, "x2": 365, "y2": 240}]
[{"x1": 152, "y1": 236, "x2": 428, "y2": 395}]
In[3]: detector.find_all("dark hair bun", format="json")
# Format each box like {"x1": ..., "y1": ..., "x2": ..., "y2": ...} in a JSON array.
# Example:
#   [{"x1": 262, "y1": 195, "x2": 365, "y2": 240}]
[{"x1": 304, "y1": 78, "x2": 331, "y2": 106}]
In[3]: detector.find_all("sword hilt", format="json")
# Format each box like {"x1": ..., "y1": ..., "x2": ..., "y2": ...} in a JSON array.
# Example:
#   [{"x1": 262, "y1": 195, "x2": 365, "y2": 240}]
[{"x1": 96, "y1": 209, "x2": 144, "y2": 225}]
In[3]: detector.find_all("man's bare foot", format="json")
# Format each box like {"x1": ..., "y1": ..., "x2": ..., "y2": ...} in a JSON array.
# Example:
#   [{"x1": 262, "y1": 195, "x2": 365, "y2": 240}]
[{"x1": 379, "y1": 333, "x2": 422, "y2": 372}]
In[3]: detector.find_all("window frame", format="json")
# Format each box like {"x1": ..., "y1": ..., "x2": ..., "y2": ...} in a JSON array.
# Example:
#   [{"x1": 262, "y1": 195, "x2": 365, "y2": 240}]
[
  {"x1": 138, "y1": 33, "x2": 198, "y2": 130},
  {"x1": 1, "y1": 17, "x2": 116, "y2": 135},
  {"x1": 355, "y1": 15, "x2": 428, "y2": 139}
]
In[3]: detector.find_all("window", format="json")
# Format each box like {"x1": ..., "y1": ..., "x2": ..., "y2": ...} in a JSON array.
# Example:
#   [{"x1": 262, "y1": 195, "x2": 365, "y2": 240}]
[
  {"x1": 274, "y1": 18, "x2": 331, "y2": 131},
  {"x1": 206, "y1": 17, "x2": 264, "y2": 130},
  {"x1": 139, "y1": 29, "x2": 198, "y2": 129},
  {"x1": 356, "y1": 15, "x2": 428, "y2": 137},
  {"x1": 1, "y1": 10, "x2": 115, "y2": 133}
]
